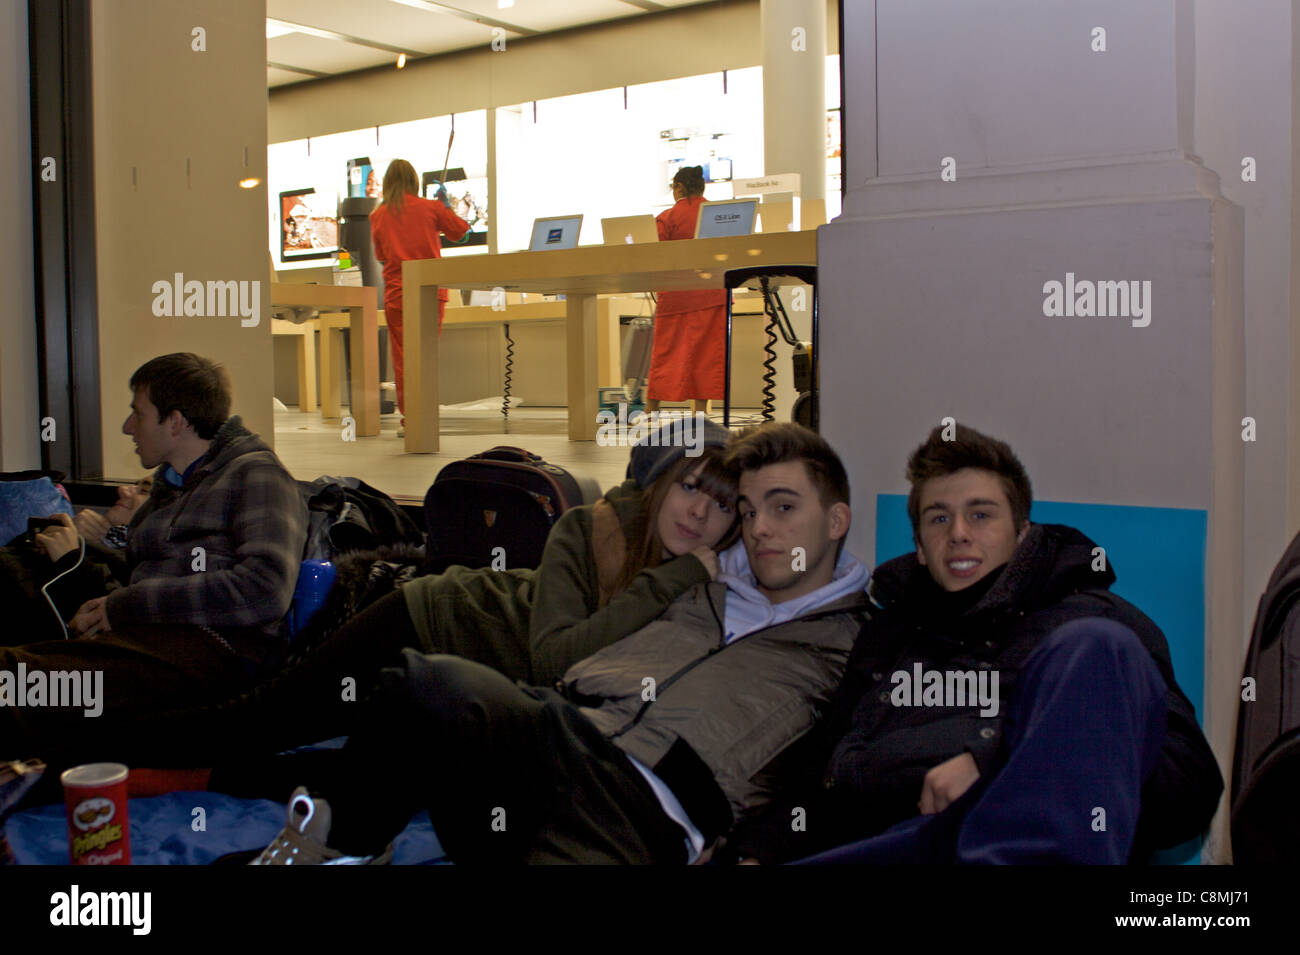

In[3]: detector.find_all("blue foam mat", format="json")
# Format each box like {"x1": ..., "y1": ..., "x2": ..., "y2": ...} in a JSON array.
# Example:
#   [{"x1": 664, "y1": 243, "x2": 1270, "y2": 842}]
[{"x1": 5, "y1": 791, "x2": 445, "y2": 865}]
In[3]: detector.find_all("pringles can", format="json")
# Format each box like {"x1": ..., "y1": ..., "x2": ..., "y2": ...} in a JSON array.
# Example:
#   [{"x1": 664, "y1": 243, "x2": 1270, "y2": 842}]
[{"x1": 60, "y1": 763, "x2": 130, "y2": 865}]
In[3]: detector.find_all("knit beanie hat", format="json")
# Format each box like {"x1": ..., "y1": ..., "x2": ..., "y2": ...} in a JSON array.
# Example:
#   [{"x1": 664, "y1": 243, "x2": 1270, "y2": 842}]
[{"x1": 627, "y1": 416, "x2": 732, "y2": 489}]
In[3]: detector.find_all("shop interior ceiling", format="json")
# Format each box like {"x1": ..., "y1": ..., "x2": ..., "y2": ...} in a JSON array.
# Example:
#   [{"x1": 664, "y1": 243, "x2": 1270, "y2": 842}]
[{"x1": 266, "y1": 0, "x2": 717, "y2": 88}]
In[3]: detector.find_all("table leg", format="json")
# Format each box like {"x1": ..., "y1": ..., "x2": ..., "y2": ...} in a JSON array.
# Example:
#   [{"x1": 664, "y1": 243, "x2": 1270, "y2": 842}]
[
  {"x1": 566, "y1": 292, "x2": 598, "y2": 441},
  {"x1": 319, "y1": 321, "x2": 343, "y2": 420},
  {"x1": 405, "y1": 281, "x2": 441, "y2": 453},
  {"x1": 596, "y1": 297, "x2": 621, "y2": 389},
  {"x1": 349, "y1": 303, "x2": 379, "y2": 436},
  {"x1": 297, "y1": 328, "x2": 317, "y2": 413}
]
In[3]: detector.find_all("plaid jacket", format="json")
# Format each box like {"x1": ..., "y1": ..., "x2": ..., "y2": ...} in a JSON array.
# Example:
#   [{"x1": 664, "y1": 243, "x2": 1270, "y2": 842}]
[{"x1": 104, "y1": 417, "x2": 307, "y2": 656}]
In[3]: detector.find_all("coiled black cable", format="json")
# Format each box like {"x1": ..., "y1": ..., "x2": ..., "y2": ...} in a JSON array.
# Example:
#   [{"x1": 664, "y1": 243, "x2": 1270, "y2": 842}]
[
  {"x1": 760, "y1": 317, "x2": 778, "y2": 421},
  {"x1": 502, "y1": 322, "x2": 514, "y2": 427}
]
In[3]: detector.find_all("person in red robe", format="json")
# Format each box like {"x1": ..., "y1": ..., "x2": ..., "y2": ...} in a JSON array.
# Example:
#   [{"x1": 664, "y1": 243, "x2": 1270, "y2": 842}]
[
  {"x1": 644, "y1": 165, "x2": 727, "y2": 417},
  {"x1": 370, "y1": 159, "x2": 470, "y2": 433}
]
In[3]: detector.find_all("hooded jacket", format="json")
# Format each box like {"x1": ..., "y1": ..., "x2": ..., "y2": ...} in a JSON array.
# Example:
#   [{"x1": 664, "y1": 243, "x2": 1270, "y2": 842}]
[
  {"x1": 561, "y1": 555, "x2": 871, "y2": 843},
  {"x1": 104, "y1": 416, "x2": 307, "y2": 666},
  {"x1": 727, "y1": 523, "x2": 1222, "y2": 863}
]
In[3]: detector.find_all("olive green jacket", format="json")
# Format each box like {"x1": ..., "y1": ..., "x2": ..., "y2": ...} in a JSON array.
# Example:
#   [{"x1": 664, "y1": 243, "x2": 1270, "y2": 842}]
[{"x1": 402, "y1": 479, "x2": 712, "y2": 685}]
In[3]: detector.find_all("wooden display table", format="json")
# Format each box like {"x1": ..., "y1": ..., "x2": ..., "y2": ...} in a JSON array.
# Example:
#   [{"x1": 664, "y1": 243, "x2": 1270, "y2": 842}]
[
  {"x1": 270, "y1": 317, "x2": 318, "y2": 413},
  {"x1": 401, "y1": 231, "x2": 817, "y2": 452},
  {"x1": 274, "y1": 296, "x2": 654, "y2": 426},
  {"x1": 269, "y1": 283, "x2": 380, "y2": 436}
]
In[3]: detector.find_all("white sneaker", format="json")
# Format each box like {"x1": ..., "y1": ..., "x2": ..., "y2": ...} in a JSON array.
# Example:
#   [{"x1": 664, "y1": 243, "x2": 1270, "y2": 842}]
[{"x1": 250, "y1": 787, "x2": 392, "y2": 865}]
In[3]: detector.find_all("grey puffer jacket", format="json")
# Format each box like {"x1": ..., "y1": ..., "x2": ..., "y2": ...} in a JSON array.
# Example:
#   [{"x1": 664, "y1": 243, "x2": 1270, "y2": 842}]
[{"x1": 561, "y1": 580, "x2": 870, "y2": 842}]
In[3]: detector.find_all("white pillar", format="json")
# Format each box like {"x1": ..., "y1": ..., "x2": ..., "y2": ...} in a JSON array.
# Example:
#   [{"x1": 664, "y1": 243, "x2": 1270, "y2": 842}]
[{"x1": 761, "y1": 0, "x2": 826, "y2": 225}]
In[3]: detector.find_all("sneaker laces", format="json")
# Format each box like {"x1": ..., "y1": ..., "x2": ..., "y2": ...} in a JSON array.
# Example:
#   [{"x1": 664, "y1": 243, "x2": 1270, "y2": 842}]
[{"x1": 250, "y1": 788, "x2": 390, "y2": 865}]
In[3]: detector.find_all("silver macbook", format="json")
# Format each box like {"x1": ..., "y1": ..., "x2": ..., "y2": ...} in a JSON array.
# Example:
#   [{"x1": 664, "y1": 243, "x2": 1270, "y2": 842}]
[
  {"x1": 694, "y1": 199, "x2": 759, "y2": 239},
  {"x1": 601, "y1": 215, "x2": 659, "y2": 246},
  {"x1": 528, "y1": 215, "x2": 584, "y2": 251}
]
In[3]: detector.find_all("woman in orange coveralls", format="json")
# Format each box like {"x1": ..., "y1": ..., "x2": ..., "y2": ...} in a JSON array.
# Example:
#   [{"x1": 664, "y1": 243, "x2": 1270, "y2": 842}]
[
  {"x1": 369, "y1": 159, "x2": 470, "y2": 432},
  {"x1": 643, "y1": 165, "x2": 727, "y2": 417}
]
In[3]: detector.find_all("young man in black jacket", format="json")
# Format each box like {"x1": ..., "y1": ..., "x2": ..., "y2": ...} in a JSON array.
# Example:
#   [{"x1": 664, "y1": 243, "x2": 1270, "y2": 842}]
[{"x1": 726, "y1": 422, "x2": 1223, "y2": 864}]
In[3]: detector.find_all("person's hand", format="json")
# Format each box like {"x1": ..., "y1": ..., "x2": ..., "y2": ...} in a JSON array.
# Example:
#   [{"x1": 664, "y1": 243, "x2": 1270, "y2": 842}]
[
  {"x1": 74, "y1": 509, "x2": 113, "y2": 548},
  {"x1": 690, "y1": 545, "x2": 720, "y2": 580},
  {"x1": 919, "y1": 752, "x2": 980, "y2": 815},
  {"x1": 692, "y1": 840, "x2": 718, "y2": 865},
  {"x1": 70, "y1": 597, "x2": 111, "y2": 639},
  {"x1": 34, "y1": 513, "x2": 81, "y2": 563}
]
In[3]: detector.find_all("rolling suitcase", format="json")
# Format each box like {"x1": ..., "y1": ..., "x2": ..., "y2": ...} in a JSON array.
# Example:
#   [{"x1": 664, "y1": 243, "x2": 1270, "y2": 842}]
[{"x1": 422, "y1": 447, "x2": 601, "y2": 574}]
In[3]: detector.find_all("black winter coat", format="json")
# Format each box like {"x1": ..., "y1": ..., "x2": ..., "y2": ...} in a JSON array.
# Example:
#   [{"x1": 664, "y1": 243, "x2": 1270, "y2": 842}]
[{"x1": 727, "y1": 523, "x2": 1223, "y2": 864}]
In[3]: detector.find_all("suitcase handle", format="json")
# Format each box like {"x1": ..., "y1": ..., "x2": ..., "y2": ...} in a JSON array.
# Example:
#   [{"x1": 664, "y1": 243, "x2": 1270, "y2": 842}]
[{"x1": 472, "y1": 446, "x2": 541, "y2": 464}]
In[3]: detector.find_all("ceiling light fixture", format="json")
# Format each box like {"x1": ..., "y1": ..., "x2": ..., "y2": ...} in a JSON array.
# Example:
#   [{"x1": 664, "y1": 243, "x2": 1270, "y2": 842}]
[
  {"x1": 267, "y1": 16, "x2": 423, "y2": 56},
  {"x1": 239, "y1": 178, "x2": 260, "y2": 189},
  {"x1": 387, "y1": 0, "x2": 538, "y2": 37},
  {"x1": 266, "y1": 19, "x2": 298, "y2": 39},
  {"x1": 397, "y1": 53, "x2": 407, "y2": 68}
]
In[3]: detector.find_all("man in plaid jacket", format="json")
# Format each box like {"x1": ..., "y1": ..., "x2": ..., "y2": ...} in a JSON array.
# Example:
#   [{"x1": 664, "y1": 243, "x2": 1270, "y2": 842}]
[{"x1": 2, "y1": 353, "x2": 307, "y2": 760}]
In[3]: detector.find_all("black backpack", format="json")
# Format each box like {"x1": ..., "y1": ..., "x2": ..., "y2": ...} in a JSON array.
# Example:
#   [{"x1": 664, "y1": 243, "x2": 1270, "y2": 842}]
[
  {"x1": 422, "y1": 447, "x2": 601, "y2": 574},
  {"x1": 1232, "y1": 529, "x2": 1300, "y2": 862},
  {"x1": 298, "y1": 476, "x2": 426, "y2": 560}
]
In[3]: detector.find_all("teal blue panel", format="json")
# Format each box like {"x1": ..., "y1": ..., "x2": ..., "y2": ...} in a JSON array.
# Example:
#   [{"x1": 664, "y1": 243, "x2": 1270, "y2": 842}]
[{"x1": 873, "y1": 495, "x2": 1207, "y2": 724}]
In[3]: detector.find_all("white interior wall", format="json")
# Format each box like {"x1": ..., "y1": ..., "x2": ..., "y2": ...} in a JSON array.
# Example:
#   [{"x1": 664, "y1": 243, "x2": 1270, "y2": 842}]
[{"x1": 92, "y1": 0, "x2": 272, "y2": 479}]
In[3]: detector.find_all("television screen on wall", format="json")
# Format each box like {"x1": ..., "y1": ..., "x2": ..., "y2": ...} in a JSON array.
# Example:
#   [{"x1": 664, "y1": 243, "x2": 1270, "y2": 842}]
[
  {"x1": 279, "y1": 188, "x2": 339, "y2": 262},
  {"x1": 347, "y1": 157, "x2": 379, "y2": 199}
]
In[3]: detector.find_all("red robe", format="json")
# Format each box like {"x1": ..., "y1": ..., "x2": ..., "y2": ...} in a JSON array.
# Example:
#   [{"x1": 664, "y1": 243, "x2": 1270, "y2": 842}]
[
  {"x1": 646, "y1": 195, "x2": 728, "y2": 401},
  {"x1": 370, "y1": 195, "x2": 470, "y2": 415}
]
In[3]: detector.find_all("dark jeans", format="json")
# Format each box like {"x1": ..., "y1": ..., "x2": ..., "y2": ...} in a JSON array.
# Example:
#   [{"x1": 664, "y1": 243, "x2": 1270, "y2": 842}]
[
  {"x1": 1, "y1": 625, "x2": 256, "y2": 764},
  {"x1": 50, "y1": 589, "x2": 424, "y2": 770},
  {"x1": 238, "y1": 652, "x2": 690, "y2": 865},
  {"x1": 796, "y1": 618, "x2": 1168, "y2": 865}
]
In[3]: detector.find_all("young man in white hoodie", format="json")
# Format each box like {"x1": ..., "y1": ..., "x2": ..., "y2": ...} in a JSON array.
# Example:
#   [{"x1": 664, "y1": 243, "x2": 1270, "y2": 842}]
[{"x1": 245, "y1": 423, "x2": 872, "y2": 865}]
